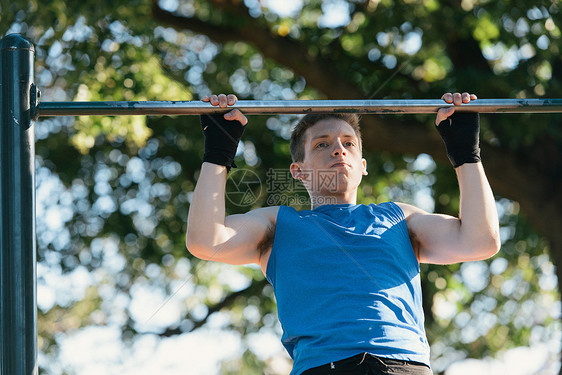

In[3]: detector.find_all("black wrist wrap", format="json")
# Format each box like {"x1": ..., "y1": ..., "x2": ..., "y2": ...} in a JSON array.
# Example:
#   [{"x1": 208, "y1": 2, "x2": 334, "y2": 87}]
[
  {"x1": 436, "y1": 112, "x2": 481, "y2": 168},
  {"x1": 200, "y1": 114, "x2": 246, "y2": 172}
]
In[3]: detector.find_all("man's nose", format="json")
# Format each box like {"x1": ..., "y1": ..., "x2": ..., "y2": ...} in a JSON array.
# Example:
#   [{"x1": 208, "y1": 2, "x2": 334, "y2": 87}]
[{"x1": 332, "y1": 140, "x2": 347, "y2": 156}]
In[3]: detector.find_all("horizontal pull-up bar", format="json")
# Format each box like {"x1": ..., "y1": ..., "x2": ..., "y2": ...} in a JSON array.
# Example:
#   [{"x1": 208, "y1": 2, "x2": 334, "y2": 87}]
[{"x1": 36, "y1": 98, "x2": 562, "y2": 117}]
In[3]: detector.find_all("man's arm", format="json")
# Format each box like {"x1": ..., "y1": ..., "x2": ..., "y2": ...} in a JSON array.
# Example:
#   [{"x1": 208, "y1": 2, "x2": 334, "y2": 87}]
[
  {"x1": 185, "y1": 94, "x2": 276, "y2": 266},
  {"x1": 399, "y1": 92, "x2": 501, "y2": 265},
  {"x1": 186, "y1": 163, "x2": 276, "y2": 265},
  {"x1": 398, "y1": 163, "x2": 500, "y2": 264}
]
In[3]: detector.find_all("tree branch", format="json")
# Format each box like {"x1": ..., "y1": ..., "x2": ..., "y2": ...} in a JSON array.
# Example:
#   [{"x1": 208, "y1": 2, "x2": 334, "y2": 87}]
[
  {"x1": 190, "y1": 278, "x2": 268, "y2": 332},
  {"x1": 141, "y1": 278, "x2": 269, "y2": 338},
  {"x1": 151, "y1": 0, "x2": 362, "y2": 99}
]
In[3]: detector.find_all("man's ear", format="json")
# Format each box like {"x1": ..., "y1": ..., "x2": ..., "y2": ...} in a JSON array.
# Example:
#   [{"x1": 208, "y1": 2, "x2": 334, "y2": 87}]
[
  {"x1": 362, "y1": 158, "x2": 368, "y2": 176},
  {"x1": 290, "y1": 162, "x2": 303, "y2": 179}
]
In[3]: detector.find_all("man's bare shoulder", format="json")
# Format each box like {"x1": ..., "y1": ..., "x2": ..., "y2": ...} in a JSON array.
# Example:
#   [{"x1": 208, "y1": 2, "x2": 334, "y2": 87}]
[
  {"x1": 245, "y1": 205, "x2": 280, "y2": 225},
  {"x1": 394, "y1": 202, "x2": 426, "y2": 220}
]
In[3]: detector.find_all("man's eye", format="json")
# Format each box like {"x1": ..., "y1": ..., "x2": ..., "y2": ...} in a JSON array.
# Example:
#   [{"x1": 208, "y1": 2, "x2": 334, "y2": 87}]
[
  {"x1": 345, "y1": 142, "x2": 354, "y2": 147},
  {"x1": 316, "y1": 143, "x2": 328, "y2": 148}
]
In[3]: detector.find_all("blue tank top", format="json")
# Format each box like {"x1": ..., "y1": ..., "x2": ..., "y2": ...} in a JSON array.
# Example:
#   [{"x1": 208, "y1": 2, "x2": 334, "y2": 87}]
[{"x1": 266, "y1": 203, "x2": 430, "y2": 375}]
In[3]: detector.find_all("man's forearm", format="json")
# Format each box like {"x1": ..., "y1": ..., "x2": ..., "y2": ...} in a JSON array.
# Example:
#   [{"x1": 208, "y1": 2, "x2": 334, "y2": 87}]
[
  {"x1": 186, "y1": 162, "x2": 229, "y2": 251},
  {"x1": 456, "y1": 162, "x2": 501, "y2": 254}
]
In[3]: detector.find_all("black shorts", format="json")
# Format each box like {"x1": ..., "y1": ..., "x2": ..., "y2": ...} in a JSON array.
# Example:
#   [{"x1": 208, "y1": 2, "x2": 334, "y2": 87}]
[{"x1": 301, "y1": 353, "x2": 433, "y2": 375}]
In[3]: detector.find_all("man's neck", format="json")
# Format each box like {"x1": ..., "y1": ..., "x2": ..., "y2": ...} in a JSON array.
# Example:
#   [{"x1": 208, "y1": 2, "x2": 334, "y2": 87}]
[{"x1": 309, "y1": 191, "x2": 357, "y2": 210}]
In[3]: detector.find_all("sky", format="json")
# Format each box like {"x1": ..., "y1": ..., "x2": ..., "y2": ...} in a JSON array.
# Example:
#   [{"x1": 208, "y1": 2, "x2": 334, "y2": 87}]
[{"x1": 54, "y1": 326, "x2": 290, "y2": 374}]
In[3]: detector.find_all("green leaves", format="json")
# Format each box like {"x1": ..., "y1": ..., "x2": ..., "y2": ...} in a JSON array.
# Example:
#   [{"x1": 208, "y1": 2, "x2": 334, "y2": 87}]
[
  {"x1": 70, "y1": 53, "x2": 192, "y2": 153},
  {"x1": 473, "y1": 12, "x2": 501, "y2": 43}
]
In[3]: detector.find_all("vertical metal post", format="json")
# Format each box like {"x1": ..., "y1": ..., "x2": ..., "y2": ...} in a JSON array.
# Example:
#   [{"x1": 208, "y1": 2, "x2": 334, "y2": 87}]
[{"x1": 0, "y1": 34, "x2": 37, "y2": 375}]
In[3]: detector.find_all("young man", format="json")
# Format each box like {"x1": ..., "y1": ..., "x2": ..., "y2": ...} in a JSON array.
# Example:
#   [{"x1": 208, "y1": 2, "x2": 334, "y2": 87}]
[{"x1": 186, "y1": 92, "x2": 500, "y2": 375}]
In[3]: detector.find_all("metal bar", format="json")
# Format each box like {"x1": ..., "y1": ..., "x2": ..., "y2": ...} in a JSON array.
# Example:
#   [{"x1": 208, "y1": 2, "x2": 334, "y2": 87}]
[
  {"x1": 37, "y1": 98, "x2": 562, "y2": 117},
  {"x1": 0, "y1": 35, "x2": 38, "y2": 375}
]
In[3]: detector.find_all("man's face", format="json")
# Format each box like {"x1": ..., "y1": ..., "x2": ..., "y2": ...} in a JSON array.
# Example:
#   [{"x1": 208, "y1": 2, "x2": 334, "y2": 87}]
[{"x1": 290, "y1": 118, "x2": 367, "y2": 196}]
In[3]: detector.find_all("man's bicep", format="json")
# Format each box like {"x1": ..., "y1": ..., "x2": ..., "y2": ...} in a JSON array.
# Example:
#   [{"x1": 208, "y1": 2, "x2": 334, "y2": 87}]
[
  {"x1": 210, "y1": 207, "x2": 277, "y2": 265},
  {"x1": 398, "y1": 203, "x2": 464, "y2": 264},
  {"x1": 411, "y1": 212, "x2": 466, "y2": 264}
]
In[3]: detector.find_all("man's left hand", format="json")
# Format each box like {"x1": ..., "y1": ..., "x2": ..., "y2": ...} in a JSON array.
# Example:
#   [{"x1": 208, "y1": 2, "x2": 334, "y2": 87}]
[
  {"x1": 435, "y1": 92, "x2": 481, "y2": 168},
  {"x1": 435, "y1": 92, "x2": 477, "y2": 125}
]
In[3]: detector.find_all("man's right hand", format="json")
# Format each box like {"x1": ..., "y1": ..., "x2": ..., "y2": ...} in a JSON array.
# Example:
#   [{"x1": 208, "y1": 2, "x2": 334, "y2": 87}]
[
  {"x1": 200, "y1": 93, "x2": 248, "y2": 172},
  {"x1": 202, "y1": 94, "x2": 248, "y2": 125}
]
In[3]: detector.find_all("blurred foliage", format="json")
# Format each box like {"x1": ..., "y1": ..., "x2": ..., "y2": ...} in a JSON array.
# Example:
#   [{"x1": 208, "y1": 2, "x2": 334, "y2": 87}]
[{"x1": 2, "y1": 0, "x2": 562, "y2": 374}]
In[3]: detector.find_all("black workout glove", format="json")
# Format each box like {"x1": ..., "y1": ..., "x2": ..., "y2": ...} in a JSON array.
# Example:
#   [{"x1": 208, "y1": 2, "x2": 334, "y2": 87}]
[
  {"x1": 200, "y1": 114, "x2": 246, "y2": 172},
  {"x1": 436, "y1": 112, "x2": 481, "y2": 168}
]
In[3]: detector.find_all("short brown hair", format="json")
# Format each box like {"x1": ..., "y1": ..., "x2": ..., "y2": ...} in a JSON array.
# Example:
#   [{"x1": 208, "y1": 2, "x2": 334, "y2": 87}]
[{"x1": 290, "y1": 113, "x2": 362, "y2": 162}]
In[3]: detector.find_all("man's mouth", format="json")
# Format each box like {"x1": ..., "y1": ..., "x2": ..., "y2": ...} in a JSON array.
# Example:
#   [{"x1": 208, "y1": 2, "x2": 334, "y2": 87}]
[{"x1": 331, "y1": 162, "x2": 350, "y2": 168}]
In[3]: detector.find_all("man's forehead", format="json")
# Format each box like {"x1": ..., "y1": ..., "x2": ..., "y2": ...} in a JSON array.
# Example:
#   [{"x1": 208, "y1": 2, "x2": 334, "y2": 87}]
[{"x1": 305, "y1": 119, "x2": 358, "y2": 142}]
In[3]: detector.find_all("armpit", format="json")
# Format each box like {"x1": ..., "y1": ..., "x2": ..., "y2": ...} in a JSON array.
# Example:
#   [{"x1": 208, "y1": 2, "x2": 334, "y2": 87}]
[
  {"x1": 409, "y1": 230, "x2": 421, "y2": 263},
  {"x1": 257, "y1": 223, "x2": 276, "y2": 259}
]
